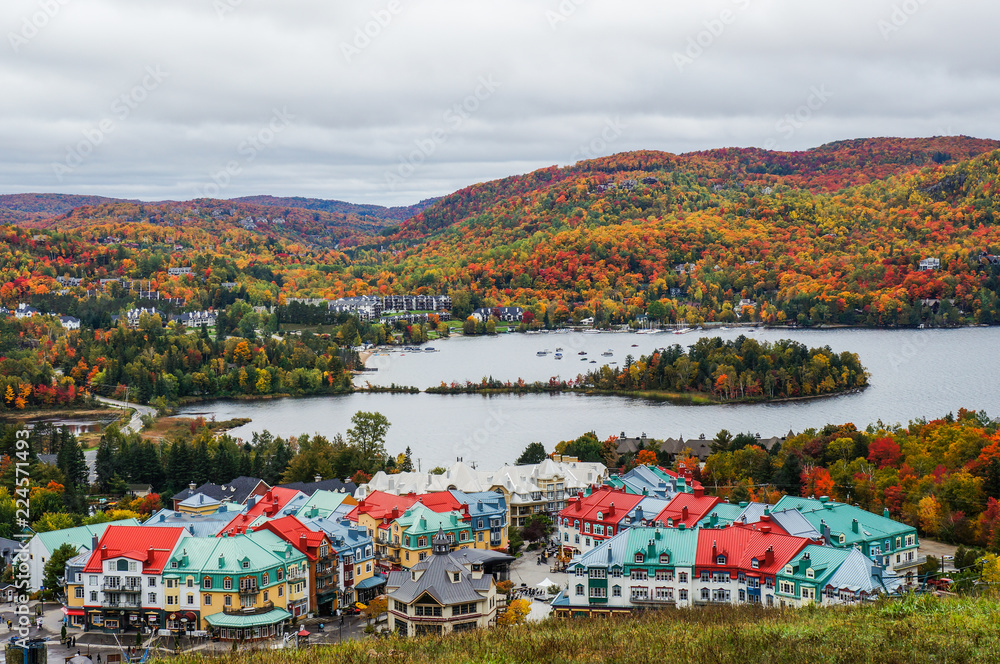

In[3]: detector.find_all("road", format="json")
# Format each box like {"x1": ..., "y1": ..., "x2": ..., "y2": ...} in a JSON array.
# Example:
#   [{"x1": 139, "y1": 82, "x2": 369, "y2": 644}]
[{"x1": 92, "y1": 396, "x2": 156, "y2": 435}]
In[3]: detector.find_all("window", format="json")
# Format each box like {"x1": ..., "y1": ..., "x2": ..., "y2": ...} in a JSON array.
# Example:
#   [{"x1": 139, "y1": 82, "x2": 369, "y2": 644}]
[
  {"x1": 575, "y1": 584, "x2": 584, "y2": 596},
  {"x1": 263, "y1": 573, "x2": 269, "y2": 585},
  {"x1": 779, "y1": 581, "x2": 794, "y2": 595},
  {"x1": 171, "y1": 561, "x2": 177, "y2": 569},
  {"x1": 204, "y1": 594, "x2": 211, "y2": 605},
  {"x1": 700, "y1": 571, "x2": 710, "y2": 582},
  {"x1": 612, "y1": 585, "x2": 621, "y2": 597},
  {"x1": 589, "y1": 569, "x2": 606, "y2": 579},
  {"x1": 460, "y1": 531, "x2": 469, "y2": 542},
  {"x1": 224, "y1": 596, "x2": 232, "y2": 606},
  {"x1": 167, "y1": 596, "x2": 177, "y2": 606},
  {"x1": 148, "y1": 577, "x2": 156, "y2": 587},
  {"x1": 611, "y1": 568, "x2": 622, "y2": 578},
  {"x1": 630, "y1": 587, "x2": 649, "y2": 601},
  {"x1": 117, "y1": 560, "x2": 129, "y2": 572},
  {"x1": 75, "y1": 587, "x2": 84, "y2": 599},
  {"x1": 739, "y1": 589, "x2": 746, "y2": 602},
  {"x1": 659, "y1": 553, "x2": 670, "y2": 564},
  {"x1": 655, "y1": 587, "x2": 673, "y2": 601},
  {"x1": 596, "y1": 511, "x2": 603, "y2": 521},
  {"x1": 277, "y1": 568, "x2": 284, "y2": 581},
  {"x1": 89, "y1": 576, "x2": 97, "y2": 586},
  {"x1": 585, "y1": 537, "x2": 591, "y2": 547},
  {"x1": 634, "y1": 553, "x2": 644, "y2": 564},
  {"x1": 478, "y1": 519, "x2": 484, "y2": 529},
  {"x1": 90, "y1": 591, "x2": 97, "y2": 602},
  {"x1": 607, "y1": 527, "x2": 614, "y2": 536},
  {"x1": 453, "y1": 602, "x2": 477, "y2": 616},
  {"x1": 678, "y1": 572, "x2": 688, "y2": 583},
  {"x1": 751, "y1": 559, "x2": 759, "y2": 569},
  {"x1": 630, "y1": 569, "x2": 647, "y2": 581},
  {"x1": 186, "y1": 578, "x2": 193, "y2": 588},
  {"x1": 589, "y1": 586, "x2": 607, "y2": 598},
  {"x1": 801, "y1": 587, "x2": 815, "y2": 600},
  {"x1": 700, "y1": 588, "x2": 709, "y2": 601},
  {"x1": 574, "y1": 535, "x2": 580, "y2": 544},
  {"x1": 655, "y1": 570, "x2": 673, "y2": 581},
  {"x1": 679, "y1": 589, "x2": 688, "y2": 601},
  {"x1": 595, "y1": 524, "x2": 604, "y2": 535},
  {"x1": 203, "y1": 577, "x2": 212, "y2": 589},
  {"x1": 584, "y1": 523, "x2": 591, "y2": 533},
  {"x1": 418, "y1": 537, "x2": 427, "y2": 548},
  {"x1": 223, "y1": 578, "x2": 233, "y2": 590},
  {"x1": 148, "y1": 593, "x2": 156, "y2": 604},
  {"x1": 242, "y1": 561, "x2": 250, "y2": 569},
  {"x1": 453, "y1": 573, "x2": 460, "y2": 582},
  {"x1": 906, "y1": 534, "x2": 915, "y2": 546},
  {"x1": 263, "y1": 591, "x2": 269, "y2": 601},
  {"x1": 415, "y1": 605, "x2": 443, "y2": 617},
  {"x1": 806, "y1": 569, "x2": 815, "y2": 579},
  {"x1": 418, "y1": 553, "x2": 426, "y2": 561},
  {"x1": 716, "y1": 555, "x2": 726, "y2": 565},
  {"x1": 187, "y1": 595, "x2": 194, "y2": 605}
]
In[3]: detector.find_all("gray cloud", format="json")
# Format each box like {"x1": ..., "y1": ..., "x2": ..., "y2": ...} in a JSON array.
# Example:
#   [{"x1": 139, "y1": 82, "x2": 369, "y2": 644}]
[{"x1": 1, "y1": 0, "x2": 997, "y2": 205}]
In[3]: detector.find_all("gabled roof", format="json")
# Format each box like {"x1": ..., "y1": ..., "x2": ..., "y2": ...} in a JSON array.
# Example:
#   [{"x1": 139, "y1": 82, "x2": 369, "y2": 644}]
[
  {"x1": 772, "y1": 496, "x2": 914, "y2": 545},
  {"x1": 695, "y1": 526, "x2": 811, "y2": 577},
  {"x1": 560, "y1": 487, "x2": 645, "y2": 526},
  {"x1": 35, "y1": 519, "x2": 141, "y2": 555},
  {"x1": 253, "y1": 515, "x2": 329, "y2": 561},
  {"x1": 171, "y1": 476, "x2": 269, "y2": 506},
  {"x1": 696, "y1": 502, "x2": 747, "y2": 529},
  {"x1": 216, "y1": 487, "x2": 305, "y2": 535},
  {"x1": 655, "y1": 491, "x2": 721, "y2": 528},
  {"x1": 347, "y1": 490, "x2": 419, "y2": 522},
  {"x1": 289, "y1": 490, "x2": 355, "y2": 520},
  {"x1": 570, "y1": 527, "x2": 699, "y2": 572},
  {"x1": 395, "y1": 503, "x2": 470, "y2": 536},
  {"x1": 449, "y1": 490, "x2": 507, "y2": 519},
  {"x1": 83, "y1": 526, "x2": 187, "y2": 574},
  {"x1": 142, "y1": 509, "x2": 237, "y2": 537},
  {"x1": 278, "y1": 478, "x2": 357, "y2": 496},
  {"x1": 302, "y1": 516, "x2": 373, "y2": 555}
]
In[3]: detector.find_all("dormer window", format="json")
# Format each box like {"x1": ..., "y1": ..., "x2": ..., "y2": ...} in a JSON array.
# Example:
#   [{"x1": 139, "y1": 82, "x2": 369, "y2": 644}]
[
  {"x1": 784, "y1": 565, "x2": 793, "y2": 574},
  {"x1": 806, "y1": 569, "x2": 815, "y2": 579},
  {"x1": 838, "y1": 534, "x2": 846, "y2": 544},
  {"x1": 171, "y1": 561, "x2": 178, "y2": 569},
  {"x1": 752, "y1": 560, "x2": 760, "y2": 569},
  {"x1": 659, "y1": 553, "x2": 669, "y2": 564},
  {"x1": 596, "y1": 512, "x2": 603, "y2": 521},
  {"x1": 453, "y1": 572, "x2": 460, "y2": 582},
  {"x1": 634, "y1": 553, "x2": 644, "y2": 564},
  {"x1": 716, "y1": 555, "x2": 726, "y2": 565},
  {"x1": 242, "y1": 561, "x2": 250, "y2": 569}
]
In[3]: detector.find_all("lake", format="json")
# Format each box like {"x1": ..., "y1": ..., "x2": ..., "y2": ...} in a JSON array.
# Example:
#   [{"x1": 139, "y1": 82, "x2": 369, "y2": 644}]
[{"x1": 178, "y1": 327, "x2": 1000, "y2": 471}]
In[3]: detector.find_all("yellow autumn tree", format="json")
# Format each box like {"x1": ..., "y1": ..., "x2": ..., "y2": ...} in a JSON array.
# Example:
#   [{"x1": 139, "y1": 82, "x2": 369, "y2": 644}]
[
  {"x1": 497, "y1": 598, "x2": 531, "y2": 627},
  {"x1": 980, "y1": 553, "x2": 1000, "y2": 596},
  {"x1": 918, "y1": 495, "x2": 942, "y2": 537}
]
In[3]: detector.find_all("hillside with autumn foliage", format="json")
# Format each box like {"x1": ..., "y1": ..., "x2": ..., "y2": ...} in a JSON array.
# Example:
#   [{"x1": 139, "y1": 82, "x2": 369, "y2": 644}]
[{"x1": 3, "y1": 136, "x2": 1000, "y2": 332}]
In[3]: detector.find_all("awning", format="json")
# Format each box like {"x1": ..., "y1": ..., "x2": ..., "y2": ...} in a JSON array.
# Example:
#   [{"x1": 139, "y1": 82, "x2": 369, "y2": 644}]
[
  {"x1": 62, "y1": 608, "x2": 85, "y2": 617},
  {"x1": 204, "y1": 608, "x2": 292, "y2": 629},
  {"x1": 355, "y1": 574, "x2": 386, "y2": 590}
]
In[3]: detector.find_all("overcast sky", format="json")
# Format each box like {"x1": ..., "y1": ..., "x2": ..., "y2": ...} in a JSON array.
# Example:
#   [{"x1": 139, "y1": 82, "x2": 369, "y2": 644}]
[{"x1": 1, "y1": 0, "x2": 997, "y2": 206}]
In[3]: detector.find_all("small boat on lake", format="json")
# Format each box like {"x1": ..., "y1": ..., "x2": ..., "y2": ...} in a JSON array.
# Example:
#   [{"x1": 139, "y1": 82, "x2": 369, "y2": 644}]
[{"x1": 601, "y1": 350, "x2": 613, "y2": 357}]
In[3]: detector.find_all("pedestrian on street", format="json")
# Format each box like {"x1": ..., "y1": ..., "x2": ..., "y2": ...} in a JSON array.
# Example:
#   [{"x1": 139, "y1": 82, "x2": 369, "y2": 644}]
[{"x1": 98, "y1": 654, "x2": 102, "y2": 663}]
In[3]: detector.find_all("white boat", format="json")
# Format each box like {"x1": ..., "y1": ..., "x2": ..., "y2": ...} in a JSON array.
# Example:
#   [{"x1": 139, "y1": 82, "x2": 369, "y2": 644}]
[
  {"x1": 601, "y1": 350, "x2": 613, "y2": 357},
  {"x1": 554, "y1": 353, "x2": 563, "y2": 359},
  {"x1": 536, "y1": 350, "x2": 549, "y2": 356},
  {"x1": 673, "y1": 327, "x2": 692, "y2": 335}
]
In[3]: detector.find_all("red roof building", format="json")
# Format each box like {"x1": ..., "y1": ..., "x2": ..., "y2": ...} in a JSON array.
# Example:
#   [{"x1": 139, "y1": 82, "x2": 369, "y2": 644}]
[
  {"x1": 558, "y1": 487, "x2": 645, "y2": 555},
  {"x1": 83, "y1": 525, "x2": 187, "y2": 575},
  {"x1": 695, "y1": 523, "x2": 816, "y2": 602},
  {"x1": 654, "y1": 488, "x2": 721, "y2": 529},
  {"x1": 254, "y1": 515, "x2": 340, "y2": 614},
  {"x1": 216, "y1": 487, "x2": 305, "y2": 536}
]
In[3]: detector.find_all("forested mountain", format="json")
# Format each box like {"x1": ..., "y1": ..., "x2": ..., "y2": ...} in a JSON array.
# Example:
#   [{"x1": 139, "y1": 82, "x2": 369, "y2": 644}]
[
  {"x1": 231, "y1": 195, "x2": 439, "y2": 221},
  {"x1": 4, "y1": 136, "x2": 1000, "y2": 328}
]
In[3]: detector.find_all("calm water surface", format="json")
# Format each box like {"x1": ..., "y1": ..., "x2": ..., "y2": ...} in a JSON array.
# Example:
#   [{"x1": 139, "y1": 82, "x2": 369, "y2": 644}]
[{"x1": 179, "y1": 327, "x2": 1000, "y2": 470}]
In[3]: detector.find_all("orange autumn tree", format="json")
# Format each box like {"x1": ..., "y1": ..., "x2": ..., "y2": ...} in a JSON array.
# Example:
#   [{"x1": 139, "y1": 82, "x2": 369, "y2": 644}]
[
  {"x1": 800, "y1": 466, "x2": 835, "y2": 498},
  {"x1": 635, "y1": 449, "x2": 657, "y2": 466}
]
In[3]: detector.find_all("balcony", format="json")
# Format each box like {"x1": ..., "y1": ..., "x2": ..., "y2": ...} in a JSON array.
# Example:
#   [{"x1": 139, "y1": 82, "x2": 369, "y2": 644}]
[
  {"x1": 102, "y1": 596, "x2": 143, "y2": 609},
  {"x1": 223, "y1": 600, "x2": 274, "y2": 616}
]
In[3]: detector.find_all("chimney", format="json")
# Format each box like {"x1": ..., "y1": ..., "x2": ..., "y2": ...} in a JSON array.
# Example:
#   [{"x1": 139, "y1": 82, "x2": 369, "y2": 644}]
[
  {"x1": 764, "y1": 546, "x2": 774, "y2": 566},
  {"x1": 712, "y1": 540, "x2": 717, "y2": 559},
  {"x1": 760, "y1": 525, "x2": 771, "y2": 534},
  {"x1": 608, "y1": 502, "x2": 615, "y2": 516},
  {"x1": 822, "y1": 522, "x2": 831, "y2": 546},
  {"x1": 189, "y1": 482, "x2": 196, "y2": 491},
  {"x1": 101, "y1": 545, "x2": 108, "y2": 560},
  {"x1": 883, "y1": 507, "x2": 890, "y2": 518},
  {"x1": 693, "y1": 486, "x2": 704, "y2": 498},
  {"x1": 92, "y1": 535, "x2": 99, "y2": 550},
  {"x1": 851, "y1": 518, "x2": 859, "y2": 533},
  {"x1": 760, "y1": 514, "x2": 770, "y2": 523},
  {"x1": 315, "y1": 475, "x2": 322, "y2": 483},
  {"x1": 681, "y1": 505, "x2": 689, "y2": 520},
  {"x1": 146, "y1": 546, "x2": 154, "y2": 564},
  {"x1": 247, "y1": 496, "x2": 257, "y2": 509}
]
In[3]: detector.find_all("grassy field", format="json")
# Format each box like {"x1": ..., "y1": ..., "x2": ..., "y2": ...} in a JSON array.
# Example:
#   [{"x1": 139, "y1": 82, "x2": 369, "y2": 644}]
[{"x1": 165, "y1": 596, "x2": 1000, "y2": 664}]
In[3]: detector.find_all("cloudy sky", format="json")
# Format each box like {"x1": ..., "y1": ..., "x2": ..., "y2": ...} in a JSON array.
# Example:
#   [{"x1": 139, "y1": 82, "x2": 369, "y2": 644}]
[{"x1": 1, "y1": 0, "x2": 997, "y2": 206}]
